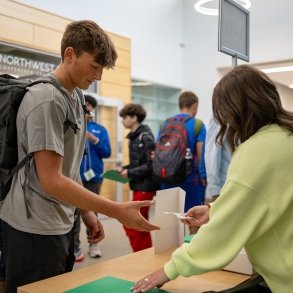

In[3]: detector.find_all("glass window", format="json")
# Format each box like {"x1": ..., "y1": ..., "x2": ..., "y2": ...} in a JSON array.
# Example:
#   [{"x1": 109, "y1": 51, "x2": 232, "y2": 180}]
[{"x1": 132, "y1": 79, "x2": 181, "y2": 136}]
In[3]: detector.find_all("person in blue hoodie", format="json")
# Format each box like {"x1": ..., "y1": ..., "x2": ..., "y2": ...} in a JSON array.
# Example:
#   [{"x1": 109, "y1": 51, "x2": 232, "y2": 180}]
[{"x1": 74, "y1": 94, "x2": 111, "y2": 261}]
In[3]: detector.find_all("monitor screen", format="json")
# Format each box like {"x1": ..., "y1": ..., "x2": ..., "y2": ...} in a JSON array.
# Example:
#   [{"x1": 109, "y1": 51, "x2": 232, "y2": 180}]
[{"x1": 218, "y1": 0, "x2": 250, "y2": 62}]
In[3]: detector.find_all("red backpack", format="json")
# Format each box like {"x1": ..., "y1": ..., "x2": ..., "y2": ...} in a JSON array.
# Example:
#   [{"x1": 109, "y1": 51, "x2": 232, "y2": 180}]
[{"x1": 152, "y1": 116, "x2": 202, "y2": 184}]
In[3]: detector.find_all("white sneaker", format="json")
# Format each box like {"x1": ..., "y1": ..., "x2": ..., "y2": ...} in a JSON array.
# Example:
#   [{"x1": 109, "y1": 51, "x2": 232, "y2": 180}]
[{"x1": 89, "y1": 243, "x2": 102, "y2": 258}]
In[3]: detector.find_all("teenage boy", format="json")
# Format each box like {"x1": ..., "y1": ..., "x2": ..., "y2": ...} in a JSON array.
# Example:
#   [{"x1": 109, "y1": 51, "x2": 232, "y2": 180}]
[
  {"x1": 160, "y1": 91, "x2": 206, "y2": 235},
  {"x1": 0, "y1": 20, "x2": 159, "y2": 292},
  {"x1": 119, "y1": 104, "x2": 158, "y2": 252}
]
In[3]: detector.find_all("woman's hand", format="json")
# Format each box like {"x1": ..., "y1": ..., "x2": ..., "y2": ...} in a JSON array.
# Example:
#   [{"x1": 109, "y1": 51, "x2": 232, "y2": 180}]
[
  {"x1": 180, "y1": 204, "x2": 210, "y2": 227},
  {"x1": 131, "y1": 268, "x2": 170, "y2": 293}
]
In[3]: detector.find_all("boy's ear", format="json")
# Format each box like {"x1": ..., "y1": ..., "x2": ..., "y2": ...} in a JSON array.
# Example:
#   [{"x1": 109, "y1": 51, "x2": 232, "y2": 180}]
[
  {"x1": 133, "y1": 115, "x2": 138, "y2": 123},
  {"x1": 64, "y1": 47, "x2": 75, "y2": 62}
]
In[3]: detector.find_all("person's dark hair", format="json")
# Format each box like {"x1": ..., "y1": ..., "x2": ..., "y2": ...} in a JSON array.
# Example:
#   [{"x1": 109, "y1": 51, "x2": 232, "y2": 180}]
[
  {"x1": 84, "y1": 95, "x2": 97, "y2": 109},
  {"x1": 212, "y1": 64, "x2": 293, "y2": 152},
  {"x1": 179, "y1": 91, "x2": 199, "y2": 109},
  {"x1": 61, "y1": 20, "x2": 117, "y2": 68},
  {"x1": 119, "y1": 104, "x2": 146, "y2": 123}
]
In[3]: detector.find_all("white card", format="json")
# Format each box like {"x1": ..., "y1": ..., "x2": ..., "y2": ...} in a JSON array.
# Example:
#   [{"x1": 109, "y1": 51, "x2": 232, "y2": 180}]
[{"x1": 84, "y1": 168, "x2": 95, "y2": 181}]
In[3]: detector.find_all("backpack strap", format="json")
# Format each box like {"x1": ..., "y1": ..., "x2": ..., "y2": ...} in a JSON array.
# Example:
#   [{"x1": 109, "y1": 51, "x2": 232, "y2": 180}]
[
  {"x1": 5, "y1": 80, "x2": 87, "y2": 184},
  {"x1": 64, "y1": 88, "x2": 89, "y2": 134},
  {"x1": 27, "y1": 77, "x2": 76, "y2": 133},
  {"x1": 160, "y1": 115, "x2": 192, "y2": 132},
  {"x1": 30, "y1": 77, "x2": 88, "y2": 133},
  {"x1": 2, "y1": 154, "x2": 33, "y2": 186},
  {"x1": 194, "y1": 118, "x2": 203, "y2": 137},
  {"x1": 181, "y1": 116, "x2": 202, "y2": 137},
  {"x1": 138, "y1": 131, "x2": 151, "y2": 142},
  {"x1": 182, "y1": 115, "x2": 193, "y2": 123},
  {"x1": 138, "y1": 131, "x2": 153, "y2": 153},
  {"x1": 2, "y1": 79, "x2": 59, "y2": 185},
  {"x1": 75, "y1": 87, "x2": 90, "y2": 116}
]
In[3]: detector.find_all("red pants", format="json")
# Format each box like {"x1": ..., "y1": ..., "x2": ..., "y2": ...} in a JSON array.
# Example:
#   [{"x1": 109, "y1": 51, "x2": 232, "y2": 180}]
[{"x1": 123, "y1": 190, "x2": 155, "y2": 252}]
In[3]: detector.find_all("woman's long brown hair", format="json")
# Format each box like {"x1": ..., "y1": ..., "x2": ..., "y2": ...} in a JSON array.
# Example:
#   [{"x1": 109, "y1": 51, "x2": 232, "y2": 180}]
[{"x1": 212, "y1": 65, "x2": 293, "y2": 152}]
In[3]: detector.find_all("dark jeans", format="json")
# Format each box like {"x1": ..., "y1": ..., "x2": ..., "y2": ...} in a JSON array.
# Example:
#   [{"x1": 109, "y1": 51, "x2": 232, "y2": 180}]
[{"x1": 3, "y1": 221, "x2": 75, "y2": 293}]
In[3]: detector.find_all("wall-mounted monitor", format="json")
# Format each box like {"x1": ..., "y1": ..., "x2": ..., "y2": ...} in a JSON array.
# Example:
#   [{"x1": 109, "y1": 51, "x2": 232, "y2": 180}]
[{"x1": 218, "y1": 0, "x2": 250, "y2": 62}]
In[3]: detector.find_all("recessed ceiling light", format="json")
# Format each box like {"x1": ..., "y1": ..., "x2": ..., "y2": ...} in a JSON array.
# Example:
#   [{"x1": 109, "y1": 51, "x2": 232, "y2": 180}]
[
  {"x1": 261, "y1": 66, "x2": 293, "y2": 74},
  {"x1": 131, "y1": 81, "x2": 153, "y2": 86},
  {"x1": 194, "y1": 0, "x2": 251, "y2": 16}
]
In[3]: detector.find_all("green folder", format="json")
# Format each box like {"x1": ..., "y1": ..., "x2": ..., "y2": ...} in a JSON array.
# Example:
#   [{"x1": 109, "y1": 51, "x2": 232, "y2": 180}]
[
  {"x1": 63, "y1": 276, "x2": 170, "y2": 293},
  {"x1": 102, "y1": 169, "x2": 131, "y2": 184}
]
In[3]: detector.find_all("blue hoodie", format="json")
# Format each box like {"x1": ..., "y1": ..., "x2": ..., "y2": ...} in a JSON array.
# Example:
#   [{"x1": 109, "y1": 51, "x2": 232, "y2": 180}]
[{"x1": 80, "y1": 121, "x2": 111, "y2": 183}]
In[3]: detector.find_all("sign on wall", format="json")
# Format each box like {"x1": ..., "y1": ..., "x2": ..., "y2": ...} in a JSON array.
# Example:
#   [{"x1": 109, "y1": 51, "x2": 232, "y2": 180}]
[
  {"x1": 0, "y1": 42, "x2": 60, "y2": 79},
  {"x1": 0, "y1": 42, "x2": 98, "y2": 93}
]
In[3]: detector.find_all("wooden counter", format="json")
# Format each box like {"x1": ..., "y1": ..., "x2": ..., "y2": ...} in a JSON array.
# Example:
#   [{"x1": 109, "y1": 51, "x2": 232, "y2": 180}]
[{"x1": 18, "y1": 247, "x2": 249, "y2": 293}]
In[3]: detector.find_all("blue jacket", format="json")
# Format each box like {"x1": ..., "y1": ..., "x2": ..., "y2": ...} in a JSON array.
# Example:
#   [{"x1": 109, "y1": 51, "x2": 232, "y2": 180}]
[{"x1": 80, "y1": 121, "x2": 111, "y2": 183}]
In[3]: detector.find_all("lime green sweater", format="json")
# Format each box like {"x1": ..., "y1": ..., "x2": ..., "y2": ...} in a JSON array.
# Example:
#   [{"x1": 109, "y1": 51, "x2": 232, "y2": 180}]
[{"x1": 164, "y1": 125, "x2": 293, "y2": 293}]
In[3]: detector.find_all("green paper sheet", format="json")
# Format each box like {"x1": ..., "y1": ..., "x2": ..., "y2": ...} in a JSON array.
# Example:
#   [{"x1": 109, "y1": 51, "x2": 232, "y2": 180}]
[
  {"x1": 102, "y1": 169, "x2": 131, "y2": 184},
  {"x1": 64, "y1": 276, "x2": 170, "y2": 293}
]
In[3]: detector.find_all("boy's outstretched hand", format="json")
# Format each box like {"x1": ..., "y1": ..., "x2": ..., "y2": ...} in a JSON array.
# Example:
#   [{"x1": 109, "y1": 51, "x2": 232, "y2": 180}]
[{"x1": 117, "y1": 200, "x2": 160, "y2": 232}]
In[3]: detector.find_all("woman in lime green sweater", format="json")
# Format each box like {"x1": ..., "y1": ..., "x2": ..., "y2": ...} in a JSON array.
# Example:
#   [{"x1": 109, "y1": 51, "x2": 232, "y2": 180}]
[{"x1": 132, "y1": 65, "x2": 293, "y2": 293}]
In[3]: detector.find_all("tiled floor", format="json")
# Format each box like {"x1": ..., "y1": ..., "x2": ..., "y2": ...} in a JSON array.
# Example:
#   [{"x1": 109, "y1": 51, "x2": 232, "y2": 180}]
[{"x1": 73, "y1": 215, "x2": 132, "y2": 270}]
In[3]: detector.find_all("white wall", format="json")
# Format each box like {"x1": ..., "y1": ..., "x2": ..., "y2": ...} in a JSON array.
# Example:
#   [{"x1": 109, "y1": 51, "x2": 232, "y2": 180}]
[
  {"x1": 18, "y1": 0, "x2": 293, "y2": 123},
  {"x1": 17, "y1": 0, "x2": 184, "y2": 88},
  {"x1": 182, "y1": 0, "x2": 293, "y2": 122},
  {"x1": 278, "y1": 84, "x2": 293, "y2": 112}
]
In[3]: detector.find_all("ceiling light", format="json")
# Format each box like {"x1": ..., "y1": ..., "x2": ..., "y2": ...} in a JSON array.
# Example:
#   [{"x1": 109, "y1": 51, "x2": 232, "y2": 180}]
[
  {"x1": 261, "y1": 66, "x2": 293, "y2": 74},
  {"x1": 194, "y1": 0, "x2": 251, "y2": 16},
  {"x1": 131, "y1": 81, "x2": 153, "y2": 87},
  {"x1": 288, "y1": 84, "x2": 293, "y2": 89}
]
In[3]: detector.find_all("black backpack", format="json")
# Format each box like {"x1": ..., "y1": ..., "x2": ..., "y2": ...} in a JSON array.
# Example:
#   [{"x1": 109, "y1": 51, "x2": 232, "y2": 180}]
[
  {"x1": 152, "y1": 116, "x2": 202, "y2": 184},
  {"x1": 0, "y1": 74, "x2": 87, "y2": 201}
]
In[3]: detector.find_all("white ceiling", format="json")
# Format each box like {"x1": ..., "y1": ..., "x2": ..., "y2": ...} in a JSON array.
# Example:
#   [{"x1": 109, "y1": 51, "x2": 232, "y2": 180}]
[
  {"x1": 218, "y1": 59, "x2": 293, "y2": 90},
  {"x1": 255, "y1": 60, "x2": 293, "y2": 89},
  {"x1": 16, "y1": 0, "x2": 293, "y2": 91}
]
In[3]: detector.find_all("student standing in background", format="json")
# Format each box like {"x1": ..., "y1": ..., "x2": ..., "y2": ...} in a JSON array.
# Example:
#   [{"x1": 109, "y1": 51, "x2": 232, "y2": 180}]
[
  {"x1": 74, "y1": 94, "x2": 111, "y2": 261},
  {"x1": 160, "y1": 91, "x2": 206, "y2": 235},
  {"x1": 204, "y1": 117, "x2": 231, "y2": 201},
  {"x1": 119, "y1": 104, "x2": 158, "y2": 252}
]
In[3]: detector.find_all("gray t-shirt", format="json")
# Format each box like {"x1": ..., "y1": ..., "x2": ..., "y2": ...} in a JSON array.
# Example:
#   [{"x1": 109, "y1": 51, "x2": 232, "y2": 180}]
[{"x1": 0, "y1": 75, "x2": 86, "y2": 235}]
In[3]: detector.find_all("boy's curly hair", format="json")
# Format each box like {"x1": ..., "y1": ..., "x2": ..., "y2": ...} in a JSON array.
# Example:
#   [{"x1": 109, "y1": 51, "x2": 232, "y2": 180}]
[{"x1": 119, "y1": 104, "x2": 146, "y2": 123}]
